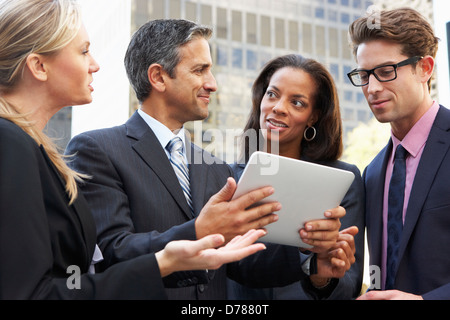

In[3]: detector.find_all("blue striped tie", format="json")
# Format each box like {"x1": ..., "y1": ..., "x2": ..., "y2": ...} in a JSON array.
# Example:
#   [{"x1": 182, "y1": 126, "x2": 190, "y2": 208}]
[
  {"x1": 386, "y1": 144, "x2": 408, "y2": 289},
  {"x1": 166, "y1": 137, "x2": 194, "y2": 216}
]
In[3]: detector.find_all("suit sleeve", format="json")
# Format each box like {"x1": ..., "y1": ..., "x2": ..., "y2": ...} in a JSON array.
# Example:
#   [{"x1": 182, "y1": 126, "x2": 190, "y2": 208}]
[
  {"x1": 65, "y1": 132, "x2": 207, "y2": 287},
  {"x1": 422, "y1": 283, "x2": 450, "y2": 300},
  {"x1": 311, "y1": 164, "x2": 365, "y2": 299},
  {"x1": 227, "y1": 243, "x2": 306, "y2": 287}
]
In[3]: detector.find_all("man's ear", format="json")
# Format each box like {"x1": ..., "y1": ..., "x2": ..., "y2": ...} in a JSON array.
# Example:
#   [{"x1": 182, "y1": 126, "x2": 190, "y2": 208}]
[
  {"x1": 25, "y1": 53, "x2": 47, "y2": 81},
  {"x1": 147, "y1": 63, "x2": 167, "y2": 93},
  {"x1": 418, "y1": 55, "x2": 435, "y2": 83}
]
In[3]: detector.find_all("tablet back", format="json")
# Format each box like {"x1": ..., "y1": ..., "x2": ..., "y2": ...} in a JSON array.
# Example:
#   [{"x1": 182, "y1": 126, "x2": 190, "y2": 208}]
[{"x1": 233, "y1": 151, "x2": 355, "y2": 248}]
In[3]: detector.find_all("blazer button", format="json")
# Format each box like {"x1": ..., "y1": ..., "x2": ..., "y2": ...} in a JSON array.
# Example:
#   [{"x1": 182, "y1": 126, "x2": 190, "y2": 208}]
[
  {"x1": 198, "y1": 284, "x2": 205, "y2": 293},
  {"x1": 177, "y1": 280, "x2": 189, "y2": 287}
]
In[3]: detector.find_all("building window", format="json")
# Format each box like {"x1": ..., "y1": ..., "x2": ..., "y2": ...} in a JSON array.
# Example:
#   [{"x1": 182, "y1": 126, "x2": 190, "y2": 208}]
[
  {"x1": 169, "y1": 0, "x2": 181, "y2": 19},
  {"x1": 329, "y1": 27, "x2": 338, "y2": 58},
  {"x1": 148, "y1": 0, "x2": 164, "y2": 20},
  {"x1": 302, "y1": 22, "x2": 312, "y2": 54},
  {"x1": 288, "y1": 20, "x2": 299, "y2": 51},
  {"x1": 316, "y1": 25, "x2": 325, "y2": 56},
  {"x1": 232, "y1": 48, "x2": 243, "y2": 69},
  {"x1": 357, "y1": 92, "x2": 366, "y2": 103},
  {"x1": 247, "y1": 50, "x2": 257, "y2": 70},
  {"x1": 217, "y1": 7, "x2": 227, "y2": 39},
  {"x1": 260, "y1": 51, "x2": 272, "y2": 68},
  {"x1": 328, "y1": 9, "x2": 337, "y2": 22},
  {"x1": 217, "y1": 45, "x2": 228, "y2": 66},
  {"x1": 261, "y1": 15, "x2": 271, "y2": 47},
  {"x1": 329, "y1": 63, "x2": 340, "y2": 82},
  {"x1": 344, "y1": 90, "x2": 353, "y2": 102},
  {"x1": 247, "y1": 13, "x2": 257, "y2": 44},
  {"x1": 315, "y1": 7, "x2": 325, "y2": 19},
  {"x1": 341, "y1": 30, "x2": 352, "y2": 60},
  {"x1": 302, "y1": 4, "x2": 312, "y2": 17},
  {"x1": 232, "y1": 10, "x2": 242, "y2": 42},
  {"x1": 344, "y1": 65, "x2": 353, "y2": 84},
  {"x1": 201, "y1": 4, "x2": 212, "y2": 26},
  {"x1": 275, "y1": 18, "x2": 285, "y2": 49},
  {"x1": 135, "y1": 0, "x2": 149, "y2": 25},
  {"x1": 185, "y1": 1, "x2": 196, "y2": 21},
  {"x1": 341, "y1": 12, "x2": 350, "y2": 24}
]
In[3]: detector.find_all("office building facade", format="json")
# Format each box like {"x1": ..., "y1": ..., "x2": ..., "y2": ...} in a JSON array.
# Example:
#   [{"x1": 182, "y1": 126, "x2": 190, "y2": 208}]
[
  {"x1": 47, "y1": 0, "x2": 438, "y2": 158},
  {"x1": 130, "y1": 0, "x2": 375, "y2": 160}
]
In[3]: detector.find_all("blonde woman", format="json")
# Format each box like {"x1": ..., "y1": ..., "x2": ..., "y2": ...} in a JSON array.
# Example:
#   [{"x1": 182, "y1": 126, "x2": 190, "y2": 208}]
[{"x1": 0, "y1": 0, "x2": 266, "y2": 299}]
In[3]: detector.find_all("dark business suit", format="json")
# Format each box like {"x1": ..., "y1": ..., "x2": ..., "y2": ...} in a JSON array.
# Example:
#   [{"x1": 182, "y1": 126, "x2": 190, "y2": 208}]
[
  {"x1": 228, "y1": 159, "x2": 365, "y2": 300},
  {"x1": 66, "y1": 111, "x2": 306, "y2": 300},
  {"x1": 364, "y1": 105, "x2": 450, "y2": 299},
  {"x1": 0, "y1": 118, "x2": 166, "y2": 299}
]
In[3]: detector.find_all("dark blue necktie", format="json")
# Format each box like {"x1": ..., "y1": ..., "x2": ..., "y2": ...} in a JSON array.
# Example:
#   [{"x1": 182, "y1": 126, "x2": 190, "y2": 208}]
[{"x1": 386, "y1": 144, "x2": 408, "y2": 290}]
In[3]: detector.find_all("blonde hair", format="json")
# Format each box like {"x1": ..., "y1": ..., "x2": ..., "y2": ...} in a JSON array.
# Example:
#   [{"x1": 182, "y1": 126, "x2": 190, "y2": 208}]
[{"x1": 0, "y1": 0, "x2": 86, "y2": 204}]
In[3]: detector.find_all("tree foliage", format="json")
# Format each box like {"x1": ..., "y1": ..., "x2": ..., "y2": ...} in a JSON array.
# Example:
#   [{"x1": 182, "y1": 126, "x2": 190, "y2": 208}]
[{"x1": 342, "y1": 118, "x2": 391, "y2": 173}]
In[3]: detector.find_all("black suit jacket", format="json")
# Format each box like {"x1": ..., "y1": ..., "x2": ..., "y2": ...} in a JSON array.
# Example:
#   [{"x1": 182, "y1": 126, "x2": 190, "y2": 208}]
[
  {"x1": 0, "y1": 118, "x2": 166, "y2": 299},
  {"x1": 363, "y1": 105, "x2": 450, "y2": 299},
  {"x1": 66, "y1": 112, "x2": 306, "y2": 299}
]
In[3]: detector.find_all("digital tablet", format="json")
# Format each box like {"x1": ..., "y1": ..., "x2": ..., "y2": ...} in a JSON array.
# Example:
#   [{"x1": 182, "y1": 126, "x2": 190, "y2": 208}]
[{"x1": 232, "y1": 151, "x2": 355, "y2": 248}]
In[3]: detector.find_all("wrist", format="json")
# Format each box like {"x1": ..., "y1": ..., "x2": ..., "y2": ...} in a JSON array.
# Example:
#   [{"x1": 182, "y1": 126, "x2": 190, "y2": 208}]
[
  {"x1": 155, "y1": 250, "x2": 172, "y2": 278},
  {"x1": 310, "y1": 275, "x2": 331, "y2": 289}
]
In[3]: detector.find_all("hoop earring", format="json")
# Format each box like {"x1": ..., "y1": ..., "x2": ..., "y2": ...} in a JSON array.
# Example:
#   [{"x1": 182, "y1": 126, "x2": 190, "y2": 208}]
[{"x1": 303, "y1": 126, "x2": 316, "y2": 142}]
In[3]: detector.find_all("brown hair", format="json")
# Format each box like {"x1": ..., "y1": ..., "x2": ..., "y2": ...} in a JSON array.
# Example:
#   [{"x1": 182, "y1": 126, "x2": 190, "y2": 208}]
[
  {"x1": 240, "y1": 54, "x2": 343, "y2": 163},
  {"x1": 349, "y1": 7, "x2": 439, "y2": 90}
]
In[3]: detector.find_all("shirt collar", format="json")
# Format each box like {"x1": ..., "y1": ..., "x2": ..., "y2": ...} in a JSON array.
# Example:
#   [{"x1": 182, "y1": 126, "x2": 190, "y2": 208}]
[
  {"x1": 390, "y1": 101, "x2": 440, "y2": 159},
  {"x1": 137, "y1": 109, "x2": 186, "y2": 151}
]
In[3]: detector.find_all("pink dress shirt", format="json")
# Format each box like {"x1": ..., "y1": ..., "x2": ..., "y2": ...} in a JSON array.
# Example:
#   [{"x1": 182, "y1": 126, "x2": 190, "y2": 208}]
[{"x1": 381, "y1": 101, "x2": 440, "y2": 289}]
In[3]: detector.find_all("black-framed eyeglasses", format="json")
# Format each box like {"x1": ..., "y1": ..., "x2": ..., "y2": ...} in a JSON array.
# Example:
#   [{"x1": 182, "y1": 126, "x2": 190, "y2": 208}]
[{"x1": 347, "y1": 56, "x2": 423, "y2": 87}]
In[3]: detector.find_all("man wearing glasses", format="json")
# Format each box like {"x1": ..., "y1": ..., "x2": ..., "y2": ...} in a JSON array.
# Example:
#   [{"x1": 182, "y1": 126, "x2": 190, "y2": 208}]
[{"x1": 348, "y1": 8, "x2": 450, "y2": 300}]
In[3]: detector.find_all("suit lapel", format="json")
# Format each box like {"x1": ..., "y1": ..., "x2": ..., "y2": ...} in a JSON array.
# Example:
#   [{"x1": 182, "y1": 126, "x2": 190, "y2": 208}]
[
  {"x1": 127, "y1": 112, "x2": 193, "y2": 219},
  {"x1": 398, "y1": 106, "x2": 450, "y2": 261},
  {"x1": 39, "y1": 145, "x2": 95, "y2": 269},
  {"x1": 365, "y1": 142, "x2": 392, "y2": 267}
]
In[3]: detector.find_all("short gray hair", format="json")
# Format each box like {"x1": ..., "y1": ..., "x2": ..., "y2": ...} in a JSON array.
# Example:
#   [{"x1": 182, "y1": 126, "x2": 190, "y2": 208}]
[{"x1": 124, "y1": 19, "x2": 212, "y2": 103}]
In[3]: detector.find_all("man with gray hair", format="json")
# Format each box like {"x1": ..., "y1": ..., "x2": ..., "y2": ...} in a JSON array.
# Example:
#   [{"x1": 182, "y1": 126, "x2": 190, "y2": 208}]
[{"x1": 66, "y1": 19, "x2": 346, "y2": 299}]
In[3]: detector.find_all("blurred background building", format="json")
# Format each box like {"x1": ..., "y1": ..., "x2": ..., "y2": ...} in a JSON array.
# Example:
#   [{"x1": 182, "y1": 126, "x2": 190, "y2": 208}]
[
  {"x1": 129, "y1": 0, "x2": 378, "y2": 161},
  {"x1": 48, "y1": 0, "x2": 448, "y2": 162}
]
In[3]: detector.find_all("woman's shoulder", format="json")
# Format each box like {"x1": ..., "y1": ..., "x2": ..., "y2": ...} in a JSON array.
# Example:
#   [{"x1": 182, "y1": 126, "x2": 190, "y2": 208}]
[{"x1": 0, "y1": 118, "x2": 38, "y2": 152}]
